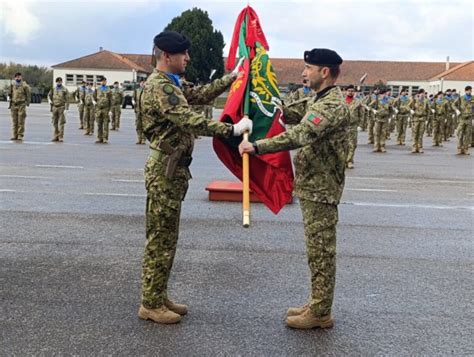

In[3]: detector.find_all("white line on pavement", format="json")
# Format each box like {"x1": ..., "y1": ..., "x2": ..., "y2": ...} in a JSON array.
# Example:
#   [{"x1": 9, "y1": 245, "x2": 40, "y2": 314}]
[
  {"x1": 84, "y1": 192, "x2": 146, "y2": 197},
  {"x1": 0, "y1": 175, "x2": 53, "y2": 179},
  {"x1": 347, "y1": 188, "x2": 398, "y2": 192},
  {"x1": 349, "y1": 176, "x2": 473, "y2": 185},
  {"x1": 345, "y1": 201, "x2": 474, "y2": 211},
  {"x1": 35, "y1": 164, "x2": 84, "y2": 169},
  {"x1": 0, "y1": 140, "x2": 53, "y2": 145},
  {"x1": 112, "y1": 179, "x2": 144, "y2": 183},
  {"x1": 0, "y1": 189, "x2": 16, "y2": 192}
]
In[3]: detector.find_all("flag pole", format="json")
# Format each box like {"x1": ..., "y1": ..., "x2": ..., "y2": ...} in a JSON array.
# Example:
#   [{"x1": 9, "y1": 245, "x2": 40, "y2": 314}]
[{"x1": 242, "y1": 128, "x2": 250, "y2": 228}]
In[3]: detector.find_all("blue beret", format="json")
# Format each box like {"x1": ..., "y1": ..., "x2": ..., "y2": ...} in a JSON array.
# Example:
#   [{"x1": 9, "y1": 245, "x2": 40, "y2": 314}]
[
  {"x1": 154, "y1": 31, "x2": 191, "y2": 54},
  {"x1": 304, "y1": 48, "x2": 343, "y2": 66}
]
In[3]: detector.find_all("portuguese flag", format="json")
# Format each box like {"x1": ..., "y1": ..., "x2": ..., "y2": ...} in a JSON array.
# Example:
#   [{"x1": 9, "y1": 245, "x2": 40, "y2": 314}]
[{"x1": 213, "y1": 6, "x2": 294, "y2": 214}]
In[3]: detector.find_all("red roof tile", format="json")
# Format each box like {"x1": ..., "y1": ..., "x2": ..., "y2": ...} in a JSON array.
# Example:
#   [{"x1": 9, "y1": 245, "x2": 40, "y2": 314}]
[{"x1": 429, "y1": 61, "x2": 474, "y2": 81}]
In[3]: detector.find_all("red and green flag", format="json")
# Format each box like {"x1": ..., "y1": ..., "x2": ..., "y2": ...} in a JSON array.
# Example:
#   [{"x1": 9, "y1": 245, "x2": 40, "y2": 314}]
[{"x1": 213, "y1": 6, "x2": 294, "y2": 214}]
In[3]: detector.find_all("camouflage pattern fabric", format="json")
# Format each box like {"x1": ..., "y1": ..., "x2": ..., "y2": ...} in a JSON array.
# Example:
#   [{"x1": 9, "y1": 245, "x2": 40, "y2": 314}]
[
  {"x1": 255, "y1": 85, "x2": 349, "y2": 318},
  {"x1": 9, "y1": 81, "x2": 31, "y2": 139},
  {"x1": 432, "y1": 98, "x2": 447, "y2": 146},
  {"x1": 454, "y1": 95, "x2": 473, "y2": 152},
  {"x1": 140, "y1": 69, "x2": 235, "y2": 309},
  {"x1": 83, "y1": 88, "x2": 95, "y2": 134},
  {"x1": 346, "y1": 97, "x2": 363, "y2": 164},
  {"x1": 48, "y1": 86, "x2": 69, "y2": 140},
  {"x1": 134, "y1": 87, "x2": 145, "y2": 143},
  {"x1": 75, "y1": 86, "x2": 86, "y2": 128},
  {"x1": 369, "y1": 96, "x2": 392, "y2": 151},
  {"x1": 110, "y1": 88, "x2": 123, "y2": 129},
  {"x1": 444, "y1": 96, "x2": 456, "y2": 140},
  {"x1": 285, "y1": 87, "x2": 315, "y2": 104},
  {"x1": 410, "y1": 97, "x2": 430, "y2": 150},
  {"x1": 366, "y1": 94, "x2": 378, "y2": 144},
  {"x1": 94, "y1": 86, "x2": 112, "y2": 141}
]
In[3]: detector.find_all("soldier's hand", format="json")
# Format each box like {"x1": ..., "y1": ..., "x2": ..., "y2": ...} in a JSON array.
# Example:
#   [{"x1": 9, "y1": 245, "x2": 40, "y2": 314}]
[
  {"x1": 239, "y1": 140, "x2": 255, "y2": 156},
  {"x1": 232, "y1": 117, "x2": 253, "y2": 136},
  {"x1": 410, "y1": 110, "x2": 415, "y2": 115},
  {"x1": 92, "y1": 100, "x2": 97, "y2": 106},
  {"x1": 455, "y1": 109, "x2": 461, "y2": 116},
  {"x1": 231, "y1": 57, "x2": 245, "y2": 78}
]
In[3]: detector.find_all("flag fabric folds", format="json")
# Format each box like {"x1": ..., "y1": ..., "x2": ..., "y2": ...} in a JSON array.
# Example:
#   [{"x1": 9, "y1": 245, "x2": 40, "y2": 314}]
[{"x1": 213, "y1": 6, "x2": 294, "y2": 214}]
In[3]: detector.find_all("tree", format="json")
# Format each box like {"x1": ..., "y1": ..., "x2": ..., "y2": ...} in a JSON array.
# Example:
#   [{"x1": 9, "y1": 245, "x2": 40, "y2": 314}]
[
  {"x1": 165, "y1": 8, "x2": 225, "y2": 84},
  {"x1": 0, "y1": 62, "x2": 53, "y2": 94}
]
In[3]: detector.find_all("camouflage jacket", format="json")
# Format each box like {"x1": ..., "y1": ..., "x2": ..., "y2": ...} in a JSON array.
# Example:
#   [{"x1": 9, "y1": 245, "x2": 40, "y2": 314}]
[
  {"x1": 392, "y1": 95, "x2": 412, "y2": 115},
  {"x1": 141, "y1": 69, "x2": 234, "y2": 155},
  {"x1": 346, "y1": 96, "x2": 364, "y2": 127},
  {"x1": 84, "y1": 88, "x2": 95, "y2": 106},
  {"x1": 256, "y1": 86, "x2": 350, "y2": 205},
  {"x1": 94, "y1": 85, "x2": 112, "y2": 110},
  {"x1": 369, "y1": 95, "x2": 393, "y2": 122},
  {"x1": 75, "y1": 86, "x2": 86, "y2": 104},
  {"x1": 444, "y1": 96, "x2": 456, "y2": 114},
  {"x1": 285, "y1": 87, "x2": 315, "y2": 104},
  {"x1": 9, "y1": 81, "x2": 31, "y2": 106},
  {"x1": 48, "y1": 85, "x2": 69, "y2": 108},
  {"x1": 111, "y1": 88, "x2": 124, "y2": 106},
  {"x1": 410, "y1": 97, "x2": 430, "y2": 121},
  {"x1": 133, "y1": 87, "x2": 144, "y2": 113},
  {"x1": 453, "y1": 95, "x2": 473, "y2": 118},
  {"x1": 432, "y1": 98, "x2": 447, "y2": 117}
]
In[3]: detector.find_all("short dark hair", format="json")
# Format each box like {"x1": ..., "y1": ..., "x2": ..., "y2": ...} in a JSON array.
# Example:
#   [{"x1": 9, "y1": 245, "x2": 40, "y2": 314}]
[
  {"x1": 55, "y1": 77, "x2": 62, "y2": 82},
  {"x1": 437, "y1": 91, "x2": 443, "y2": 96},
  {"x1": 418, "y1": 88, "x2": 425, "y2": 94},
  {"x1": 114, "y1": 81, "x2": 119, "y2": 84},
  {"x1": 14, "y1": 72, "x2": 21, "y2": 77},
  {"x1": 465, "y1": 86, "x2": 471, "y2": 91},
  {"x1": 328, "y1": 65, "x2": 340, "y2": 79},
  {"x1": 346, "y1": 84, "x2": 355, "y2": 90}
]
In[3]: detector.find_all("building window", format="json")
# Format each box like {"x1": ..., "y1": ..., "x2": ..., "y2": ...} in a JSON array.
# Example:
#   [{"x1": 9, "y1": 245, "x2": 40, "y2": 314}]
[
  {"x1": 411, "y1": 86, "x2": 419, "y2": 95},
  {"x1": 391, "y1": 86, "x2": 400, "y2": 97},
  {"x1": 95, "y1": 75, "x2": 104, "y2": 82},
  {"x1": 66, "y1": 74, "x2": 74, "y2": 85},
  {"x1": 76, "y1": 74, "x2": 84, "y2": 84},
  {"x1": 86, "y1": 75, "x2": 94, "y2": 84}
]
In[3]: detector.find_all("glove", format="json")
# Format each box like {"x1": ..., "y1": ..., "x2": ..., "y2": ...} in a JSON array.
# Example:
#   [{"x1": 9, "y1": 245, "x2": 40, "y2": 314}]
[
  {"x1": 232, "y1": 117, "x2": 253, "y2": 136},
  {"x1": 410, "y1": 110, "x2": 415, "y2": 115},
  {"x1": 455, "y1": 109, "x2": 461, "y2": 116},
  {"x1": 6, "y1": 95, "x2": 11, "y2": 102},
  {"x1": 48, "y1": 99, "x2": 52, "y2": 105},
  {"x1": 92, "y1": 100, "x2": 97, "y2": 106},
  {"x1": 372, "y1": 109, "x2": 377, "y2": 114},
  {"x1": 231, "y1": 57, "x2": 245, "y2": 78},
  {"x1": 132, "y1": 99, "x2": 136, "y2": 106},
  {"x1": 431, "y1": 109, "x2": 435, "y2": 114},
  {"x1": 393, "y1": 108, "x2": 399, "y2": 114}
]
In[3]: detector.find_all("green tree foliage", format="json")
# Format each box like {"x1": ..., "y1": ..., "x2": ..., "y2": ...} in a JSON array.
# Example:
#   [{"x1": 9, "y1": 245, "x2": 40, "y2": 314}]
[
  {"x1": 165, "y1": 8, "x2": 225, "y2": 84},
  {"x1": 0, "y1": 62, "x2": 53, "y2": 94}
]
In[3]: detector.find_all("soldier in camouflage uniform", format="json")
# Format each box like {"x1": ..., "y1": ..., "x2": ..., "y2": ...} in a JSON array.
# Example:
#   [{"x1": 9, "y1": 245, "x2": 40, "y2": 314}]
[
  {"x1": 93, "y1": 77, "x2": 112, "y2": 144},
  {"x1": 8, "y1": 72, "x2": 31, "y2": 141},
  {"x1": 366, "y1": 87, "x2": 380, "y2": 144},
  {"x1": 444, "y1": 89, "x2": 455, "y2": 141},
  {"x1": 392, "y1": 88, "x2": 411, "y2": 145},
  {"x1": 110, "y1": 81, "x2": 124, "y2": 130},
  {"x1": 75, "y1": 81, "x2": 86, "y2": 130},
  {"x1": 47, "y1": 77, "x2": 70, "y2": 142},
  {"x1": 241, "y1": 48, "x2": 349, "y2": 330},
  {"x1": 83, "y1": 83, "x2": 95, "y2": 136},
  {"x1": 409, "y1": 89, "x2": 430, "y2": 153},
  {"x1": 133, "y1": 79, "x2": 146, "y2": 144},
  {"x1": 137, "y1": 31, "x2": 252, "y2": 325},
  {"x1": 453, "y1": 86, "x2": 473, "y2": 155},
  {"x1": 425, "y1": 94, "x2": 434, "y2": 137},
  {"x1": 285, "y1": 79, "x2": 315, "y2": 104},
  {"x1": 431, "y1": 91, "x2": 447, "y2": 147},
  {"x1": 370, "y1": 87, "x2": 392, "y2": 153},
  {"x1": 345, "y1": 85, "x2": 363, "y2": 168}
]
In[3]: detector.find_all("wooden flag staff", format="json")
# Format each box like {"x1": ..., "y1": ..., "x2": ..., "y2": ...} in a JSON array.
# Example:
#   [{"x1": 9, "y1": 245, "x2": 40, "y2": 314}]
[{"x1": 242, "y1": 127, "x2": 250, "y2": 228}]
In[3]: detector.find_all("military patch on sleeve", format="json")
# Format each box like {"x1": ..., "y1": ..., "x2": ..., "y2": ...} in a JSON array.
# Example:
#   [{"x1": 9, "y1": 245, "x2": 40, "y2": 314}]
[
  {"x1": 168, "y1": 94, "x2": 180, "y2": 106},
  {"x1": 163, "y1": 84, "x2": 174, "y2": 95},
  {"x1": 306, "y1": 112, "x2": 322, "y2": 125}
]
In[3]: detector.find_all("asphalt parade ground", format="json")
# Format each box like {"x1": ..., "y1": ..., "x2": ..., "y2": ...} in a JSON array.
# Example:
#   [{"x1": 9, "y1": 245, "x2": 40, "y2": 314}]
[{"x1": 1, "y1": 102, "x2": 473, "y2": 356}]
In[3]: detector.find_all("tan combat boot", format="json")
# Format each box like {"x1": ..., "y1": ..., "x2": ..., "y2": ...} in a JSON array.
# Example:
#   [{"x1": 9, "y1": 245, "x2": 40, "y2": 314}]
[
  {"x1": 380, "y1": 147, "x2": 387, "y2": 153},
  {"x1": 418, "y1": 147, "x2": 424, "y2": 153},
  {"x1": 17, "y1": 135, "x2": 23, "y2": 141},
  {"x1": 347, "y1": 162, "x2": 354, "y2": 169},
  {"x1": 287, "y1": 303, "x2": 309, "y2": 317},
  {"x1": 138, "y1": 305, "x2": 182, "y2": 324},
  {"x1": 164, "y1": 299, "x2": 188, "y2": 315},
  {"x1": 456, "y1": 148, "x2": 462, "y2": 155},
  {"x1": 286, "y1": 309, "x2": 334, "y2": 329},
  {"x1": 103, "y1": 139, "x2": 108, "y2": 144},
  {"x1": 411, "y1": 147, "x2": 417, "y2": 153}
]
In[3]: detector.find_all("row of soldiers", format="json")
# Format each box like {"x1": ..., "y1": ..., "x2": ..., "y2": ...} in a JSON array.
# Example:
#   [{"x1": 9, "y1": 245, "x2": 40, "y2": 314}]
[{"x1": 286, "y1": 83, "x2": 473, "y2": 169}]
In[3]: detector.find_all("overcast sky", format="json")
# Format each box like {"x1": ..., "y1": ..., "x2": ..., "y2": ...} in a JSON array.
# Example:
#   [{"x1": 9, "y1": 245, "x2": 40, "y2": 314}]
[{"x1": 0, "y1": 0, "x2": 472, "y2": 67}]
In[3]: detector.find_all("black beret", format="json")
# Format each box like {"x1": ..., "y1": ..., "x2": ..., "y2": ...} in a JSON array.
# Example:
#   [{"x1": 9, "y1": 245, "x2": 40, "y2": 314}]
[
  {"x1": 304, "y1": 48, "x2": 343, "y2": 66},
  {"x1": 154, "y1": 31, "x2": 191, "y2": 54}
]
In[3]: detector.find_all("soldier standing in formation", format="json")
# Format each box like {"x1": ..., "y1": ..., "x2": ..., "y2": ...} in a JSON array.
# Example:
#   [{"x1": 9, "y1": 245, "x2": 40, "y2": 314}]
[
  {"x1": 110, "y1": 81, "x2": 124, "y2": 131},
  {"x1": 454, "y1": 86, "x2": 473, "y2": 155},
  {"x1": 133, "y1": 79, "x2": 146, "y2": 144},
  {"x1": 93, "y1": 77, "x2": 112, "y2": 144},
  {"x1": 47, "y1": 77, "x2": 70, "y2": 142},
  {"x1": 370, "y1": 87, "x2": 392, "y2": 153},
  {"x1": 83, "y1": 82, "x2": 95, "y2": 136},
  {"x1": 409, "y1": 89, "x2": 430, "y2": 153},
  {"x1": 75, "y1": 81, "x2": 86, "y2": 130},
  {"x1": 8, "y1": 72, "x2": 31, "y2": 142},
  {"x1": 345, "y1": 84, "x2": 363, "y2": 168},
  {"x1": 431, "y1": 91, "x2": 447, "y2": 147},
  {"x1": 240, "y1": 48, "x2": 349, "y2": 330},
  {"x1": 286, "y1": 79, "x2": 315, "y2": 103},
  {"x1": 444, "y1": 89, "x2": 455, "y2": 141},
  {"x1": 137, "y1": 31, "x2": 252, "y2": 324},
  {"x1": 366, "y1": 87, "x2": 379, "y2": 144},
  {"x1": 392, "y1": 87, "x2": 411, "y2": 145}
]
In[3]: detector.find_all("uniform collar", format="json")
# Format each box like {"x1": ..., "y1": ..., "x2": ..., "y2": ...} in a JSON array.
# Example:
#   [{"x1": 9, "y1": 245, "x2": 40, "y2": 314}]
[{"x1": 314, "y1": 85, "x2": 335, "y2": 101}]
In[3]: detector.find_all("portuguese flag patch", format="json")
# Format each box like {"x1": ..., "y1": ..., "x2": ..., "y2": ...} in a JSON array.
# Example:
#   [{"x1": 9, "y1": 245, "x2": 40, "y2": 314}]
[{"x1": 307, "y1": 113, "x2": 321, "y2": 125}]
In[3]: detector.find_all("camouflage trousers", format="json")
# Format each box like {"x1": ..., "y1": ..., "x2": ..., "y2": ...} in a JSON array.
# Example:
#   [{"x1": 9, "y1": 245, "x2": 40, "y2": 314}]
[
  {"x1": 456, "y1": 117, "x2": 473, "y2": 151},
  {"x1": 444, "y1": 114, "x2": 454, "y2": 140},
  {"x1": 411, "y1": 119, "x2": 425, "y2": 150},
  {"x1": 141, "y1": 155, "x2": 189, "y2": 308},
  {"x1": 135, "y1": 111, "x2": 146, "y2": 142},
  {"x1": 367, "y1": 115, "x2": 375, "y2": 143},
  {"x1": 77, "y1": 103, "x2": 84, "y2": 128},
  {"x1": 432, "y1": 116, "x2": 444, "y2": 146},
  {"x1": 387, "y1": 116, "x2": 396, "y2": 139},
  {"x1": 83, "y1": 105, "x2": 95, "y2": 134},
  {"x1": 360, "y1": 113, "x2": 368, "y2": 131},
  {"x1": 346, "y1": 125, "x2": 358, "y2": 164},
  {"x1": 425, "y1": 114, "x2": 433, "y2": 136},
  {"x1": 95, "y1": 108, "x2": 110, "y2": 141},
  {"x1": 10, "y1": 104, "x2": 27, "y2": 139},
  {"x1": 374, "y1": 119, "x2": 388, "y2": 151},
  {"x1": 396, "y1": 115, "x2": 409, "y2": 144},
  {"x1": 51, "y1": 106, "x2": 66, "y2": 139},
  {"x1": 110, "y1": 105, "x2": 121, "y2": 129},
  {"x1": 300, "y1": 199, "x2": 338, "y2": 317}
]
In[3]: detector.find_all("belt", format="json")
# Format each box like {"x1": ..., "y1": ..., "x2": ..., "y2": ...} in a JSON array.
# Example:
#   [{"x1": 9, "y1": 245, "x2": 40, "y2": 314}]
[
  {"x1": 12, "y1": 101, "x2": 25, "y2": 105},
  {"x1": 149, "y1": 148, "x2": 193, "y2": 167}
]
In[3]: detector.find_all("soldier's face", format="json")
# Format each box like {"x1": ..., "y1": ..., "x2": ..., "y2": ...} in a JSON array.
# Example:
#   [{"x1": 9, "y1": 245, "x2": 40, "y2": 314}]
[
  {"x1": 302, "y1": 64, "x2": 327, "y2": 91},
  {"x1": 347, "y1": 88, "x2": 354, "y2": 97},
  {"x1": 168, "y1": 50, "x2": 190, "y2": 75},
  {"x1": 466, "y1": 89, "x2": 472, "y2": 96}
]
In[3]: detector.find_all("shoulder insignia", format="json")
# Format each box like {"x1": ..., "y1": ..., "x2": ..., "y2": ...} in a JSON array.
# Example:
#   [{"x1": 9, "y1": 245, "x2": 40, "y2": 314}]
[
  {"x1": 168, "y1": 94, "x2": 179, "y2": 106},
  {"x1": 163, "y1": 84, "x2": 174, "y2": 95},
  {"x1": 307, "y1": 112, "x2": 321, "y2": 125}
]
